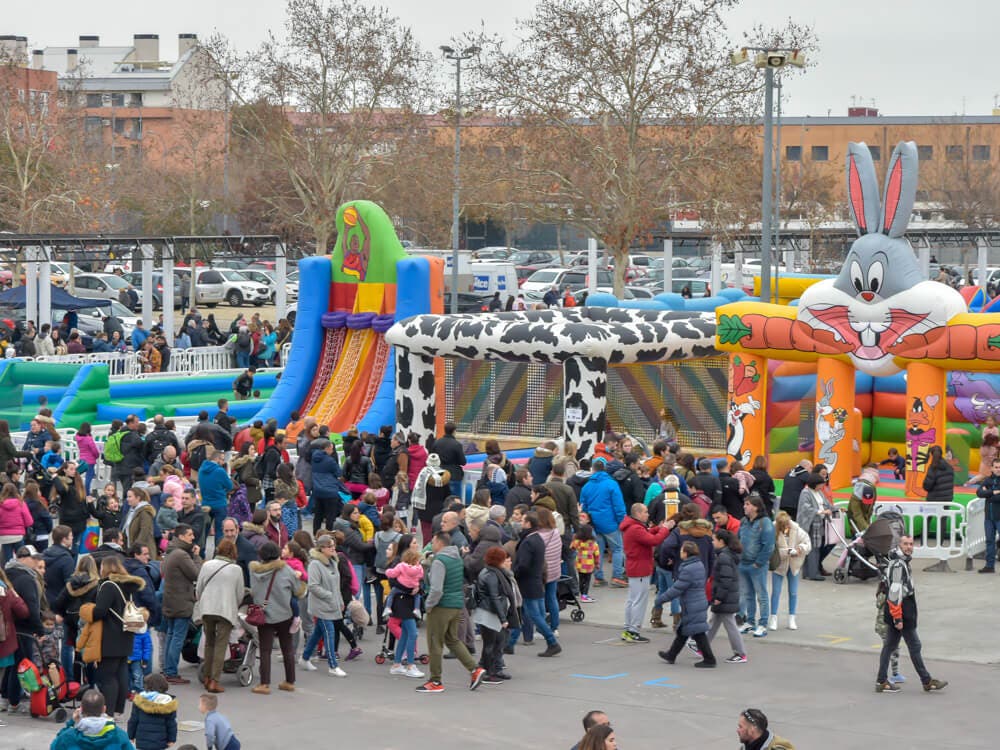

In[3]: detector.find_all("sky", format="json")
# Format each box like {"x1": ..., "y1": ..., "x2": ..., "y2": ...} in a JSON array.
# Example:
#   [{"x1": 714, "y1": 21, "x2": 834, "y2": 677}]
[{"x1": 5, "y1": 0, "x2": 998, "y2": 117}]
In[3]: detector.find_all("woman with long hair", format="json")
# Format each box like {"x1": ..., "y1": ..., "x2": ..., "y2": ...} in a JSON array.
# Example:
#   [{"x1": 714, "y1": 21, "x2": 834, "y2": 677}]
[
  {"x1": 50, "y1": 461, "x2": 89, "y2": 555},
  {"x1": 0, "y1": 483, "x2": 32, "y2": 563},
  {"x1": 706, "y1": 529, "x2": 746, "y2": 663},
  {"x1": 0, "y1": 419, "x2": 31, "y2": 469},
  {"x1": 769, "y1": 511, "x2": 811, "y2": 631},
  {"x1": 0, "y1": 567, "x2": 28, "y2": 699},
  {"x1": 90, "y1": 555, "x2": 146, "y2": 718},
  {"x1": 578, "y1": 723, "x2": 617, "y2": 750},
  {"x1": 923, "y1": 445, "x2": 955, "y2": 503},
  {"x1": 53, "y1": 555, "x2": 100, "y2": 679}
]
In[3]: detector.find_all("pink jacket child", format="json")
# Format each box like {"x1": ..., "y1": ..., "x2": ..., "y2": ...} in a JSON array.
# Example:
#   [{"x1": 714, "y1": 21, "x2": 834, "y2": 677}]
[
  {"x1": 161, "y1": 475, "x2": 186, "y2": 511},
  {"x1": 74, "y1": 433, "x2": 101, "y2": 467},
  {"x1": 386, "y1": 561, "x2": 424, "y2": 592},
  {"x1": 0, "y1": 497, "x2": 34, "y2": 537},
  {"x1": 286, "y1": 555, "x2": 308, "y2": 581}
]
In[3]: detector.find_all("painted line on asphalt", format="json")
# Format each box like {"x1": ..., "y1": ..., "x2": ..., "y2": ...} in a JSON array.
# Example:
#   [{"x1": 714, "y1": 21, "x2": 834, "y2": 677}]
[
  {"x1": 643, "y1": 677, "x2": 681, "y2": 689},
  {"x1": 570, "y1": 673, "x2": 629, "y2": 680},
  {"x1": 818, "y1": 634, "x2": 852, "y2": 645}
]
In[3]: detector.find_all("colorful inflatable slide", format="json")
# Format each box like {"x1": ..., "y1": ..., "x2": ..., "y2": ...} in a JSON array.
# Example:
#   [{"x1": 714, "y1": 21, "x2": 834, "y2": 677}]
[{"x1": 253, "y1": 201, "x2": 441, "y2": 435}]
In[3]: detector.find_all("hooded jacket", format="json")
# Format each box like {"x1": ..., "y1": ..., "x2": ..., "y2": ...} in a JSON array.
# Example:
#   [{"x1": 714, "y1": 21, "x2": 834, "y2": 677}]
[
  {"x1": 620, "y1": 515, "x2": 671, "y2": 578},
  {"x1": 658, "y1": 519, "x2": 715, "y2": 577},
  {"x1": 125, "y1": 501, "x2": 158, "y2": 560},
  {"x1": 406, "y1": 444, "x2": 428, "y2": 488},
  {"x1": 198, "y1": 460, "x2": 233, "y2": 508},
  {"x1": 332, "y1": 516, "x2": 373, "y2": 565},
  {"x1": 124, "y1": 556, "x2": 161, "y2": 627},
  {"x1": 249, "y1": 558, "x2": 306, "y2": 624},
  {"x1": 306, "y1": 547, "x2": 344, "y2": 620},
  {"x1": 527, "y1": 447, "x2": 554, "y2": 485},
  {"x1": 311, "y1": 449, "x2": 345, "y2": 499},
  {"x1": 51, "y1": 716, "x2": 135, "y2": 750},
  {"x1": 127, "y1": 690, "x2": 178, "y2": 750},
  {"x1": 43, "y1": 542, "x2": 76, "y2": 607},
  {"x1": 657, "y1": 556, "x2": 710, "y2": 635},
  {"x1": 779, "y1": 465, "x2": 810, "y2": 512},
  {"x1": 512, "y1": 528, "x2": 547, "y2": 600},
  {"x1": 773, "y1": 521, "x2": 811, "y2": 576},
  {"x1": 0, "y1": 579, "x2": 28, "y2": 659},
  {"x1": 195, "y1": 556, "x2": 245, "y2": 627},
  {"x1": 0, "y1": 496, "x2": 33, "y2": 537},
  {"x1": 463, "y1": 523, "x2": 503, "y2": 581},
  {"x1": 613, "y1": 465, "x2": 647, "y2": 508},
  {"x1": 432, "y1": 433, "x2": 466, "y2": 481},
  {"x1": 241, "y1": 521, "x2": 269, "y2": 551},
  {"x1": 5, "y1": 559, "x2": 44, "y2": 636},
  {"x1": 579, "y1": 470, "x2": 627, "y2": 535},
  {"x1": 161, "y1": 537, "x2": 202, "y2": 619},
  {"x1": 53, "y1": 572, "x2": 99, "y2": 644},
  {"x1": 425, "y1": 544, "x2": 464, "y2": 610}
]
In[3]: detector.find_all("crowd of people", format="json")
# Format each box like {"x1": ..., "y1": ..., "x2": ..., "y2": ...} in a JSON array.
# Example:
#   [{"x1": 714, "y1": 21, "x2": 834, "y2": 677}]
[
  {"x1": 0, "y1": 405, "x2": 961, "y2": 748},
  {"x1": 1, "y1": 309, "x2": 292, "y2": 372}
]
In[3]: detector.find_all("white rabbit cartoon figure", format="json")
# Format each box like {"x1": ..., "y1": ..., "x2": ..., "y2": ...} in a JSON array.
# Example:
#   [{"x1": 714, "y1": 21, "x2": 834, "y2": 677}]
[
  {"x1": 796, "y1": 141, "x2": 967, "y2": 377},
  {"x1": 815, "y1": 379, "x2": 847, "y2": 472}
]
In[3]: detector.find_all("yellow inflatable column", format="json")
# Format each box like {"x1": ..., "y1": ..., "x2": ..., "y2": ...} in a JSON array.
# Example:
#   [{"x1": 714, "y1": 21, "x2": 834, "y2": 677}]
[
  {"x1": 904, "y1": 362, "x2": 948, "y2": 498},
  {"x1": 814, "y1": 357, "x2": 855, "y2": 489},
  {"x1": 726, "y1": 353, "x2": 767, "y2": 467}
]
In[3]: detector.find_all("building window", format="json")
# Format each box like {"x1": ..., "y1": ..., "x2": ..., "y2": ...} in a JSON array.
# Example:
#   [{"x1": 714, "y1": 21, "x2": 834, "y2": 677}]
[
  {"x1": 109, "y1": 93, "x2": 125, "y2": 107},
  {"x1": 785, "y1": 145, "x2": 802, "y2": 161},
  {"x1": 85, "y1": 93, "x2": 102, "y2": 108},
  {"x1": 946, "y1": 145, "x2": 963, "y2": 161},
  {"x1": 128, "y1": 93, "x2": 143, "y2": 107},
  {"x1": 973, "y1": 145, "x2": 991, "y2": 161},
  {"x1": 917, "y1": 145, "x2": 933, "y2": 160},
  {"x1": 811, "y1": 145, "x2": 829, "y2": 161},
  {"x1": 869, "y1": 145, "x2": 881, "y2": 161},
  {"x1": 113, "y1": 118, "x2": 125, "y2": 134}
]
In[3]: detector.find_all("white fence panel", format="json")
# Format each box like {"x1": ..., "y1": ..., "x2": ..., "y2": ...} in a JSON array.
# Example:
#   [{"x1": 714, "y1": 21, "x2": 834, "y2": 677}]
[{"x1": 871, "y1": 500, "x2": 966, "y2": 564}]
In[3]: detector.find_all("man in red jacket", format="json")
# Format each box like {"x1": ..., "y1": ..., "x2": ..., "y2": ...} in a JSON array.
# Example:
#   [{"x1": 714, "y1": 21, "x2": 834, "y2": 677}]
[{"x1": 620, "y1": 503, "x2": 672, "y2": 643}]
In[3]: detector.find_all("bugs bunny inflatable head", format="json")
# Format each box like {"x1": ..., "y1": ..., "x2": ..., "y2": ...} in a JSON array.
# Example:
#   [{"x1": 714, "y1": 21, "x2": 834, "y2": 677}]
[{"x1": 796, "y1": 141, "x2": 966, "y2": 377}]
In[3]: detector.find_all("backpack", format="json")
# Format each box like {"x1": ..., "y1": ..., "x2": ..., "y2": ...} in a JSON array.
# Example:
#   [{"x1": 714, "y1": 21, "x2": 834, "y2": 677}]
[
  {"x1": 103, "y1": 431, "x2": 125, "y2": 464},
  {"x1": 146, "y1": 429, "x2": 174, "y2": 459},
  {"x1": 689, "y1": 489, "x2": 712, "y2": 518},
  {"x1": 228, "y1": 484, "x2": 252, "y2": 525},
  {"x1": 374, "y1": 530, "x2": 399, "y2": 572},
  {"x1": 188, "y1": 443, "x2": 208, "y2": 472},
  {"x1": 105, "y1": 581, "x2": 148, "y2": 634}
]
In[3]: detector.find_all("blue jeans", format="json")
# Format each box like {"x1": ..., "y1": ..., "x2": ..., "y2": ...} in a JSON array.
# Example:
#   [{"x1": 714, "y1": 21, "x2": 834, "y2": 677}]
[
  {"x1": 770, "y1": 570, "x2": 800, "y2": 616},
  {"x1": 544, "y1": 580, "x2": 559, "y2": 631},
  {"x1": 236, "y1": 350, "x2": 250, "y2": 368},
  {"x1": 0, "y1": 542, "x2": 19, "y2": 565},
  {"x1": 353, "y1": 563, "x2": 372, "y2": 614},
  {"x1": 449, "y1": 480, "x2": 463, "y2": 501},
  {"x1": 522, "y1": 597, "x2": 557, "y2": 646},
  {"x1": 594, "y1": 529, "x2": 625, "y2": 580},
  {"x1": 738, "y1": 566, "x2": 769, "y2": 627},
  {"x1": 986, "y1": 516, "x2": 1000, "y2": 568},
  {"x1": 162, "y1": 617, "x2": 190, "y2": 676},
  {"x1": 61, "y1": 642, "x2": 76, "y2": 680},
  {"x1": 394, "y1": 618, "x2": 418, "y2": 665},
  {"x1": 303, "y1": 618, "x2": 340, "y2": 668},
  {"x1": 507, "y1": 609, "x2": 534, "y2": 646},
  {"x1": 207, "y1": 504, "x2": 227, "y2": 545},
  {"x1": 128, "y1": 659, "x2": 150, "y2": 693},
  {"x1": 655, "y1": 566, "x2": 681, "y2": 615}
]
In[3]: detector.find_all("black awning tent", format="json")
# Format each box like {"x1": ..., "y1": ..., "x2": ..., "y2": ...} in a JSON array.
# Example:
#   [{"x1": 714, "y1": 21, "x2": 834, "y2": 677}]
[{"x1": 0, "y1": 284, "x2": 111, "y2": 311}]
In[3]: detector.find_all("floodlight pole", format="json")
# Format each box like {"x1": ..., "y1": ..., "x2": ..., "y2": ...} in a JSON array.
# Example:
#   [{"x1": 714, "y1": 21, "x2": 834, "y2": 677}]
[{"x1": 761, "y1": 66, "x2": 774, "y2": 304}]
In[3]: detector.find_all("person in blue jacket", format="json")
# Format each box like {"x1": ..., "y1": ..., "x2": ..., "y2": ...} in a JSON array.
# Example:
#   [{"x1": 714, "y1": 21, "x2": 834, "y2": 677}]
[
  {"x1": 655, "y1": 540, "x2": 716, "y2": 667},
  {"x1": 198, "y1": 449, "x2": 233, "y2": 546},
  {"x1": 311, "y1": 439, "x2": 346, "y2": 536},
  {"x1": 579, "y1": 458, "x2": 627, "y2": 586},
  {"x1": 737, "y1": 494, "x2": 775, "y2": 639}
]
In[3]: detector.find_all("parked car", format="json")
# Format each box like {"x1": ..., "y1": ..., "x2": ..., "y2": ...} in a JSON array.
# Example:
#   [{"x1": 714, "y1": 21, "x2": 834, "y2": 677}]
[
  {"x1": 521, "y1": 267, "x2": 613, "y2": 300},
  {"x1": 239, "y1": 268, "x2": 299, "y2": 302},
  {"x1": 472, "y1": 246, "x2": 516, "y2": 260},
  {"x1": 443, "y1": 292, "x2": 495, "y2": 313},
  {"x1": 212, "y1": 269, "x2": 270, "y2": 307},
  {"x1": 121, "y1": 272, "x2": 186, "y2": 310},
  {"x1": 72, "y1": 301, "x2": 140, "y2": 341},
  {"x1": 72, "y1": 273, "x2": 147, "y2": 308},
  {"x1": 508, "y1": 250, "x2": 557, "y2": 278}
]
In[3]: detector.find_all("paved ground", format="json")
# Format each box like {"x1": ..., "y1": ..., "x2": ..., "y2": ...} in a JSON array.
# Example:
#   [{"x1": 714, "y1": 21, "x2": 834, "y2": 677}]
[{"x1": 9, "y1": 554, "x2": 997, "y2": 749}]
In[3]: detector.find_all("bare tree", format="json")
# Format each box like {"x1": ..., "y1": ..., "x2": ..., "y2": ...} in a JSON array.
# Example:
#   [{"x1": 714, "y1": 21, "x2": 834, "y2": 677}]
[{"x1": 205, "y1": 0, "x2": 432, "y2": 253}]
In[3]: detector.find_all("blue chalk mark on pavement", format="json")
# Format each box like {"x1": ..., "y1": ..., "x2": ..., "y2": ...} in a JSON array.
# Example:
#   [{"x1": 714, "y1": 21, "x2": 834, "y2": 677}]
[
  {"x1": 643, "y1": 677, "x2": 681, "y2": 688},
  {"x1": 570, "y1": 673, "x2": 629, "y2": 680}
]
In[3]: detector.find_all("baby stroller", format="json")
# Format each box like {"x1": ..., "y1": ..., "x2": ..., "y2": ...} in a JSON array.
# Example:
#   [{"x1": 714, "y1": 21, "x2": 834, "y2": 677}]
[
  {"x1": 832, "y1": 509, "x2": 906, "y2": 584},
  {"x1": 373, "y1": 618, "x2": 429, "y2": 665},
  {"x1": 556, "y1": 575, "x2": 585, "y2": 623},
  {"x1": 16, "y1": 656, "x2": 80, "y2": 723},
  {"x1": 233, "y1": 613, "x2": 260, "y2": 687}
]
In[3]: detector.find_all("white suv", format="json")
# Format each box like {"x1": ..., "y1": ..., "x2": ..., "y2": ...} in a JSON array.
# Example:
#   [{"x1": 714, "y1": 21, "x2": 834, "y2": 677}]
[{"x1": 196, "y1": 268, "x2": 270, "y2": 307}]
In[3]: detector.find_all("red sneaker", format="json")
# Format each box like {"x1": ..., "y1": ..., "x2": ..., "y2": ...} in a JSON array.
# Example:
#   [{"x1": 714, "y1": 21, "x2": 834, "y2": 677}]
[
  {"x1": 415, "y1": 681, "x2": 444, "y2": 693},
  {"x1": 469, "y1": 667, "x2": 486, "y2": 691}
]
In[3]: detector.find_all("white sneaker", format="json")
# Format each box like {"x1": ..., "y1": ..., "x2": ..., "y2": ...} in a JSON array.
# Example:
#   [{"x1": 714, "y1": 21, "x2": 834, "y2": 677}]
[
  {"x1": 404, "y1": 664, "x2": 425, "y2": 679},
  {"x1": 788, "y1": 615, "x2": 798, "y2": 630},
  {"x1": 329, "y1": 666, "x2": 347, "y2": 677},
  {"x1": 739, "y1": 623, "x2": 754, "y2": 634},
  {"x1": 553, "y1": 629, "x2": 560, "y2": 637},
  {"x1": 389, "y1": 664, "x2": 407, "y2": 675},
  {"x1": 298, "y1": 658, "x2": 317, "y2": 672},
  {"x1": 752, "y1": 625, "x2": 768, "y2": 638},
  {"x1": 768, "y1": 615, "x2": 778, "y2": 631}
]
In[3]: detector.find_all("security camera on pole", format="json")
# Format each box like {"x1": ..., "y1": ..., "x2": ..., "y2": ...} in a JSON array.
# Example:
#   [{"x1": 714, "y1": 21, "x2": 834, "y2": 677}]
[{"x1": 731, "y1": 48, "x2": 806, "y2": 304}]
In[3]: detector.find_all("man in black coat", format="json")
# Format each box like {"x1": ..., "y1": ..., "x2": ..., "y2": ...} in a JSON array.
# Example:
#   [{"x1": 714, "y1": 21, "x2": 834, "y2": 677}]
[
  {"x1": 510, "y1": 515, "x2": 561, "y2": 657},
  {"x1": 42, "y1": 525, "x2": 76, "y2": 608},
  {"x1": 144, "y1": 415, "x2": 181, "y2": 465},
  {"x1": 613, "y1": 452, "x2": 647, "y2": 509},
  {"x1": 778, "y1": 460, "x2": 813, "y2": 521},
  {"x1": 124, "y1": 542, "x2": 161, "y2": 627},
  {"x1": 223, "y1": 516, "x2": 257, "y2": 587},
  {"x1": 689, "y1": 458, "x2": 722, "y2": 504},
  {"x1": 117, "y1": 414, "x2": 146, "y2": 493},
  {"x1": 91, "y1": 528, "x2": 128, "y2": 568},
  {"x1": 432, "y1": 422, "x2": 467, "y2": 498}
]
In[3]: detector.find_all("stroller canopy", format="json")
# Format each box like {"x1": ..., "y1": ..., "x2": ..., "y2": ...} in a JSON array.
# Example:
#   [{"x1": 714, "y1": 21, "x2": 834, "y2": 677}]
[{"x1": 862, "y1": 513, "x2": 905, "y2": 556}]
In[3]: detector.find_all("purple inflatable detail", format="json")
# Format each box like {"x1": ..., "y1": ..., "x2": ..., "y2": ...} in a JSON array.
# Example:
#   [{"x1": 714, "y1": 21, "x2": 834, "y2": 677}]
[
  {"x1": 346, "y1": 312, "x2": 376, "y2": 330},
  {"x1": 372, "y1": 314, "x2": 395, "y2": 333},
  {"x1": 321, "y1": 311, "x2": 347, "y2": 329}
]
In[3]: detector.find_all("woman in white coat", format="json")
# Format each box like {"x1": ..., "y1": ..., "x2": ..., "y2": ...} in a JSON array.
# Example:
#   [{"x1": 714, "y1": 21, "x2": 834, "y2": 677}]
[{"x1": 768, "y1": 511, "x2": 811, "y2": 631}]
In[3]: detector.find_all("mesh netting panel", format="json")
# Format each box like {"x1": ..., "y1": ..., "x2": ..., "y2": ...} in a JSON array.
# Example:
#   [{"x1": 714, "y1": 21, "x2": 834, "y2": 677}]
[
  {"x1": 607, "y1": 357, "x2": 729, "y2": 450},
  {"x1": 445, "y1": 359, "x2": 563, "y2": 438},
  {"x1": 444, "y1": 356, "x2": 728, "y2": 448}
]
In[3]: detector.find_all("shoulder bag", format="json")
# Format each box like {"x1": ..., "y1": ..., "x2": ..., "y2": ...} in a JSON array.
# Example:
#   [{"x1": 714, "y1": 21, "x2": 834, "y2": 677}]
[{"x1": 246, "y1": 570, "x2": 277, "y2": 627}]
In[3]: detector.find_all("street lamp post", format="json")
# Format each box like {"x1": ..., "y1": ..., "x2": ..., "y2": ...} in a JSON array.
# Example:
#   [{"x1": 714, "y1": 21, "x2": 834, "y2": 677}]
[
  {"x1": 731, "y1": 47, "x2": 805, "y2": 304},
  {"x1": 441, "y1": 44, "x2": 479, "y2": 313}
]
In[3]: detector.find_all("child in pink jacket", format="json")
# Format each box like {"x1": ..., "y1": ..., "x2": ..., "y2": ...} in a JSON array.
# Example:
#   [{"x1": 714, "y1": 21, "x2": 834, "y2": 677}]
[
  {"x1": 384, "y1": 551, "x2": 424, "y2": 619},
  {"x1": 0, "y1": 493, "x2": 34, "y2": 563}
]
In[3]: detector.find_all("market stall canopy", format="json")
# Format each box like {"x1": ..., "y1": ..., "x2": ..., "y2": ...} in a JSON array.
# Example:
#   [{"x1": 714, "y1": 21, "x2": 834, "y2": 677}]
[{"x1": 0, "y1": 285, "x2": 111, "y2": 310}]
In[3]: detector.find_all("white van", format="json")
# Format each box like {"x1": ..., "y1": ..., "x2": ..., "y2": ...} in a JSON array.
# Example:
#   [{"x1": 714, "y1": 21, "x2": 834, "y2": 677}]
[{"x1": 467, "y1": 261, "x2": 518, "y2": 295}]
